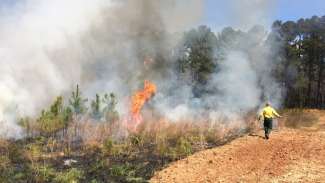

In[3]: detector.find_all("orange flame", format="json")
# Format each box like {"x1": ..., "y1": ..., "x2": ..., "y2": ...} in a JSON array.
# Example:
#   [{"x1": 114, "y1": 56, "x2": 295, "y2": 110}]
[{"x1": 129, "y1": 80, "x2": 156, "y2": 130}]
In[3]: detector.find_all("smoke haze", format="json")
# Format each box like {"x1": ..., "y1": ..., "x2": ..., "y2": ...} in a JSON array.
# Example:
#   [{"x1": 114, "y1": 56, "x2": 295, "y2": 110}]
[
  {"x1": 0, "y1": 0, "x2": 203, "y2": 138},
  {"x1": 0, "y1": 0, "x2": 283, "y2": 138}
]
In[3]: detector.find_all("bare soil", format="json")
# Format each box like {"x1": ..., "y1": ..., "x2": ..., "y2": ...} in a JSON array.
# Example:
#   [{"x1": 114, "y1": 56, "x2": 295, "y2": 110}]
[{"x1": 151, "y1": 110, "x2": 325, "y2": 183}]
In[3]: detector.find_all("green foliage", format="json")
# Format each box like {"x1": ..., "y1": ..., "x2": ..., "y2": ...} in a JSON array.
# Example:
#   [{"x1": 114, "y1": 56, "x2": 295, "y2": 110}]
[
  {"x1": 8, "y1": 143, "x2": 25, "y2": 163},
  {"x1": 87, "y1": 158, "x2": 109, "y2": 178},
  {"x1": 32, "y1": 164, "x2": 56, "y2": 183},
  {"x1": 90, "y1": 180, "x2": 101, "y2": 183},
  {"x1": 178, "y1": 25, "x2": 217, "y2": 86},
  {"x1": 102, "y1": 137, "x2": 114, "y2": 155},
  {"x1": 129, "y1": 134, "x2": 144, "y2": 147},
  {"x1": 102, "y1": 138, "x2": 125, "y2": 157},
  {"x1": 155, "y1": 136, "x2": 193, "y2": 160},
  {"x1": 103, "y1": 93, "x2": 119, "y2": 122},
  {"x1": 89, "y1": 92, "x2": 119, "y2": 122},
  {"x1": 2, "y1": 15, "x2": 325, "y2": 183},
  {"x1": 25, "y1": 143, "x2": 43, "y2": 162},
  {"x1": 109, "y1": 164, "x2": 145, "y2": 183},
  {"x1": 155, "y1": 138, "x2": 170, "y2": 157},
  {"x1": 272, "y1": 16, "x2": 325, "y2": 108},
  {"x1": 18, "y1": 117, "x2": 32, "y2": 137},
  {"x1": 0, "y1": 155, "x2": 15, "y2": 182},
  {"x1": 205, "y1": 130, "x2": 219, "y2": 144},
  {"x1": 0, "y1": 141, "x2": 30, "y2": 183},
  {"x1": 91, "y1": 94, "x2": 103, "y2": 120},
  {"x1": 175, "y1": 137, "x2": 192, "y2": 157},
  {"x1": 217, "y1": 27, "x2": 245, "y2": 52},
  {"x1": 69, "y1": 84, "x2": 88, "y2": 115},
  {"x1": 53, "y1": 168, "x2": 85, "y2": 183},
  {"x1": 36, "y1": 96, "x2": 72, "y2": 136}
]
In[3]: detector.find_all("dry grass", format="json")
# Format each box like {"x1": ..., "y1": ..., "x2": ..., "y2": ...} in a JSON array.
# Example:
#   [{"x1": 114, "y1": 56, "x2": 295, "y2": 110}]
[
  {"x1": 281, "y1": 108, "x2": 320, "y2": 128},
  {"x1": 0, "y1": 110, "x2": 275, "y2": 182}
]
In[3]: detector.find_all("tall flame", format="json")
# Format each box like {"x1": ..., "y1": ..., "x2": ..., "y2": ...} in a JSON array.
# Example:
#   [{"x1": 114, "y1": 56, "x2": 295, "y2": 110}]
[{"x1": 129, "y1": 80, "x2": 157, "y2": 130}]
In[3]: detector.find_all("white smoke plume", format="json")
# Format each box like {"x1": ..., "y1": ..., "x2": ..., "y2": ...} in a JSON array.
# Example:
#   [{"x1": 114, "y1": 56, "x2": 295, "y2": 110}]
[
  {"x1": 229, "y1": 0, "x2": 276, "y2": 31},
  {"x1": 156, "y1": 0, "x2": 283, "y2": 122},
  {"x1": 0, "y1": 0, "x2": 283, "y2": 138},
  {"x1": 0, "y1": 0, "x2": 203, "y2": 138}
]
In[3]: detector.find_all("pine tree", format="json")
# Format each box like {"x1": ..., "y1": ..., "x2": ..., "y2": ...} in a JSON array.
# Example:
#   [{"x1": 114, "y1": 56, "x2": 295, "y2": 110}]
[
  {"x1": 69, "y1": 84, "x2": 88, "y2": 115},
  {"x1": 91, "y1": 94, "x2": 102, "y2": 120},
  {"x1": 103, "y1": 93, "x2": 119, "y2": 122},
  {"x1": 36, "y1": 96, "x2": 72, "y2": 137}
]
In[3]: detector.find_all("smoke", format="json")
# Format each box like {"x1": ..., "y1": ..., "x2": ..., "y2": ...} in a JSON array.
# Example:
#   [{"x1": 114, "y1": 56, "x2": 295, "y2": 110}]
[
  {"x1": 0, "y1": 0, "x2": 283, "y2": 138},
  {"x1": 229, "y1": 0, "x2": 276, "y2": 31},
  {"x1": 208, "y1": 26, "x2": 284, "y2": 119},
  {"x1": 0, "y1": 0, "x2": 112, "y2": 138},
  {"x1": 155, "y1": 0, "x2": 283, "y2": 122},
  {"x1": 0, "y1": 0, "x2": 203, "y2": 138},
  {"x1": 209, "y1": 51, "x2": 262, "y2": 114}
]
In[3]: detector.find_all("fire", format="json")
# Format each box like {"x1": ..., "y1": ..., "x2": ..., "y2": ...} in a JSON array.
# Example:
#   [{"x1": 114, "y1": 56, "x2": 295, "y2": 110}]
[{"x1": 129, "y1": 80, "x2": 157, "y2": 130}]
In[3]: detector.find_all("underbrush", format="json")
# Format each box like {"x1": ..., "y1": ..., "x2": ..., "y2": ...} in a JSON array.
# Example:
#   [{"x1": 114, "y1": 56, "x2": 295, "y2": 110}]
[
  {"x1": 281, "y1": 108, "x2": 320, "y2": 128},
  {"x1": 0, "y1": 119, "x2": 250, "y2": 183},
  {"x1": 1, "y1": 97, "x2": 322, "y2": 182},
  {"x1": 0, "y1": 87, "x2": 255, "y2": 182}
]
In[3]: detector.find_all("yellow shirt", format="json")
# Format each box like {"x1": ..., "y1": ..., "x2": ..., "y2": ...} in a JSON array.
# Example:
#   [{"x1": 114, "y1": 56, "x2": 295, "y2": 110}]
[{"x1": 261, "y1": 106, "x2": 280, "y2": 119}]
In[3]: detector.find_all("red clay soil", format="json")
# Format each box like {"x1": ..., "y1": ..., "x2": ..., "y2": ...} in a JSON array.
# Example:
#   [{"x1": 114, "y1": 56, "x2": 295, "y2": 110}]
[{"x1": 151, "y1": 111, "x2": 325, "y2": 183}]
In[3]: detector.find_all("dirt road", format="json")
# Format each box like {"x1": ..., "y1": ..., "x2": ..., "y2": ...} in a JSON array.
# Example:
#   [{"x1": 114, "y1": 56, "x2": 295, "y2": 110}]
[{"x1": 151, "y1": 111, "x2": 325, "y2": 183}]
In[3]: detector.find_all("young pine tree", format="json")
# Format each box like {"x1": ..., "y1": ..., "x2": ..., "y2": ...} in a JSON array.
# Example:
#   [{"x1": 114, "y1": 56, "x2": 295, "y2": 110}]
[
  {"x1": 103, "y1": 93, "x2": 119, "y2": 122},
  {"x1": 69, "y1": 84, "x2": 88, "y2": 115},
  {"x1": 37, "y1": 96, "x2": 72, "y2": 137},
  {"x1": 91, "y1": 94, "x2": 103, "y2": 120}
]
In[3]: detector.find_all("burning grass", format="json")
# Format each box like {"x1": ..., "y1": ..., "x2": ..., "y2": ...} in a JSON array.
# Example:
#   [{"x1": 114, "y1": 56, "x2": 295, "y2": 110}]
[
  {"x1": 0, "y1": 83, "x2": 257, "y2": 182},
  {"x1": 2, "y1": 109, "x2": 322, "y2": 182}
]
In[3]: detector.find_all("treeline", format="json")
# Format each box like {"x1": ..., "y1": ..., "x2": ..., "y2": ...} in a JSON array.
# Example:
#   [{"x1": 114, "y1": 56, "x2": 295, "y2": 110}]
[
  {"x1": 175, "y1": 15, "x2": 325, "y2": 109},
  {"x1": 272, "y1": 16, "x2": 325, "y2": 108}
]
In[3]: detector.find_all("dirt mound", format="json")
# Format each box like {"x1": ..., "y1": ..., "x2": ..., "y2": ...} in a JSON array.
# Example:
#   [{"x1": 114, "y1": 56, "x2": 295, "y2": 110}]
[{"x1": 151, "y1": 110, "x2": 325, "y2": 183}]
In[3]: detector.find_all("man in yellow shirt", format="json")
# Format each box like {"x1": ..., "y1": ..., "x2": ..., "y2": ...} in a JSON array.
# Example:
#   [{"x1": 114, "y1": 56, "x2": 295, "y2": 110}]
[{"x1": 260, "y1": 102, "x2": 282, "y2": 139}]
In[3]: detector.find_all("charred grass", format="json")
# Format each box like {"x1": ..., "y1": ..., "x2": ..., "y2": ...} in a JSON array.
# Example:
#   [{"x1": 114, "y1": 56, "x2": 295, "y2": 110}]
[{"x1": 0, "y1": 118, "x2": 251, "y2": 183}]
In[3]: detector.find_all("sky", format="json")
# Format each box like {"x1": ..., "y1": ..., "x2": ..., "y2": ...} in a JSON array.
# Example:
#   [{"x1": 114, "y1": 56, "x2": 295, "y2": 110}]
[
  {"x1": 0, "y1": 0, "x2": 324, "y2": 31},
  {"x1": 203, "y1": 0, "x2": 325, "y2": 31}
]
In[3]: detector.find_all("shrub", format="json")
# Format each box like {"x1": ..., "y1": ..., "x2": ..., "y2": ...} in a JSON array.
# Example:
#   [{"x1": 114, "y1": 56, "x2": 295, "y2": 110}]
[
  {"x1": 90, "y1": 180, "x2": 101, "y2": 183},
  {"x1": 103, "y1": 93, "x2": 119, "y2": 122},
  {"x1": 69, "y1": 84, "x2": 88, "y2": 115},
  {"x1": 282, "y1": 109, "x2": 319, "y2": 128},
  {"x1": 53, "y1": 168, "x2": 85, "y2": 183},
  {"x1": 155, "y1": 137, "x2": 169, "y2": 157},
  {"x1": 25, "y1": 143, "x2": 43, "y2": 164},
  {"x1": 109, "y1": 164, "x2": 145, "y2": 183},
  {"x1": 32, "y1": 164, "x2": 56, "y2": 183},
  {"x1": 0, "y1": 155, "x2": 14, "y2": 182},
  {"x1": 91, "y1": 94, "x2": 103, "y2": 120},
  {"x1": 8, "y1": 143, "x2": 25, "y2": 163},
  {"x1": 102, "y1": 138, "x2": 126, "y2": 157},
  {"x1": 36, "y1": 96, "x2": 72, "y2": 137},
  {"x1": 102, "y1": 137, "x2": 116, "y2": 156},
  {"x1": 175, "y1": 137, "x2": 192, "y2": 157},
  {"x1": 18, "y1": 117, "x2": 32, "y2": 137},
  {"x1": 129, "y1": 134, "x2": 144, "y2": 147}
]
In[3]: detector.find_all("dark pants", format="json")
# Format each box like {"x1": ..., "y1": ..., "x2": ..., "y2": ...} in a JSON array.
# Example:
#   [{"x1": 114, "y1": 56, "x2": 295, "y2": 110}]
[{"x1": 264, "y1": 117, "x2": 273, "y2": 139}]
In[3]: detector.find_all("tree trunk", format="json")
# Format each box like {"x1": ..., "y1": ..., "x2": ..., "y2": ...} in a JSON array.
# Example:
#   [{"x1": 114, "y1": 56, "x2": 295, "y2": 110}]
[
  {"x1": 316, "y1": 55, "x2": 324, "y2": 108},
  {"x1": 306, "y1": 37, "x2": 315, "y2": 108}
]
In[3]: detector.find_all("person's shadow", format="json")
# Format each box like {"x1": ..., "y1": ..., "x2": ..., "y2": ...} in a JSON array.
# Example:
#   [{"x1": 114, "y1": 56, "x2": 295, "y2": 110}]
[{"x1": 248, "y1": 133, "x2": 265, "y2": 139}]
